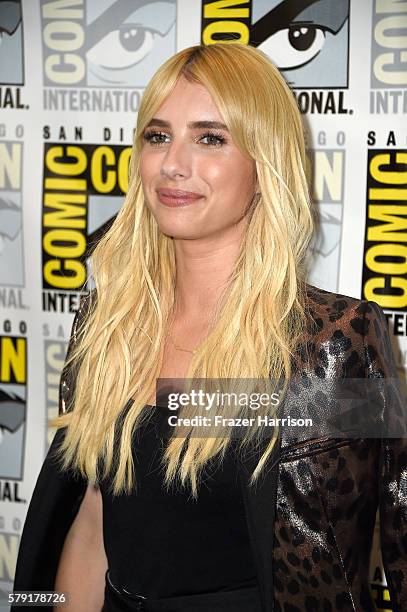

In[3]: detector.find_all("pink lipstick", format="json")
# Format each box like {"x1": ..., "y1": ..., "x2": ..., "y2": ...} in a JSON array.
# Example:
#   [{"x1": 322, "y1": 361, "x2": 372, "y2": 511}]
[{"x1": 156, "y1": 188, "x2": 204, "y2": 207}]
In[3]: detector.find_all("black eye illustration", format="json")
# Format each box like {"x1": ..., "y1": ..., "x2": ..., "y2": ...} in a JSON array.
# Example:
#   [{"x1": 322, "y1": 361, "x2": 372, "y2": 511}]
[{"x1": 260, "y1": 24, "x2": 327, "y2": 70}]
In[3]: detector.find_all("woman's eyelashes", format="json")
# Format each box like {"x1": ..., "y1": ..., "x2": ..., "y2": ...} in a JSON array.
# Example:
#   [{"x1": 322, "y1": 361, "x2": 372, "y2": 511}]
[{"x1": 142, "y1": 129, "x2": 227, "y2": 147}]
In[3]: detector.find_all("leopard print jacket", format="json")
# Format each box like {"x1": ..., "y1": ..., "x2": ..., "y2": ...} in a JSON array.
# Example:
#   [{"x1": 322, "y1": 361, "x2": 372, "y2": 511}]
[{"x1": 12, "y1": 283, "x2": 407, "y2": 612}]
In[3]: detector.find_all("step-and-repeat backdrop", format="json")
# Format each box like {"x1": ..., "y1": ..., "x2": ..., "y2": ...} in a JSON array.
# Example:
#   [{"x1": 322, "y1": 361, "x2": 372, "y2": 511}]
[{"x1": 0, "y1": 1, "x2": 405, "y2": 609}]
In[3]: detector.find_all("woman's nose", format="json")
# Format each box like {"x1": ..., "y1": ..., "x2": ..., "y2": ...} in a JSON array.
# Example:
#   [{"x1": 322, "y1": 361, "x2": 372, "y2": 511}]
[{"x1": 160, "y1": 139, "x2": 192, "y2": 179}]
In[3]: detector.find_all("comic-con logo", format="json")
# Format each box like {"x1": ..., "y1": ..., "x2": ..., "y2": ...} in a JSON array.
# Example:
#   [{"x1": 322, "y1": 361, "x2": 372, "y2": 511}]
[
  {"x1": 0, "y1": 0, "x2": 26, "y2": 110},
  {"x1": 0, "y1": 331, "x2": 26, "y2": 481},
  {"x1": 45, "y1": 333, "x2": 70, "y2": 447},
  {"x1": 41, "y1": 0, "x2": 176, "y2": 112},
  {"x1": 41, "y1": 142, "x2": 131, "y2": 309},
  {"x1": 362, "y1": 149, "x2": 407, "y2": 319},
  {"x1": 0, "y1": 138, "x2": 24, "y2": 288},
  {"x1": 0, "y1": 532, "x2": 20, "y2": 594},
  {"x1": 201, "y1": 0, "x2": 350, "y2": 114},
  {"x1": 370, "y1": 1, "x2": 407, "y2": 114},
  {"x1": 306, "y1": 138, "x2": 345, "y2": 292}
]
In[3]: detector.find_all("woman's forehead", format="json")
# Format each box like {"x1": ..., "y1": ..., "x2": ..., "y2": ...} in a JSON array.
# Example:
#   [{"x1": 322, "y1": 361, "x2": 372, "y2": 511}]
[{"x1": 156, "y1": 77, "x2": 222, "y2": 119}]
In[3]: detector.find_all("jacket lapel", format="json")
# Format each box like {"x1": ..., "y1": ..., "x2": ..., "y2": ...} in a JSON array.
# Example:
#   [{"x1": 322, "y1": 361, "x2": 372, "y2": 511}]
[{"x1": 237, "y1": 431, "x2": 281, "y2": 612}]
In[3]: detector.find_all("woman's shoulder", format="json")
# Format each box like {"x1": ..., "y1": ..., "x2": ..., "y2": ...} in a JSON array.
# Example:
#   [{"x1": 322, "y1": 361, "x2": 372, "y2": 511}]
[
  {"x1": 74, "y1": 287, "x2": 97, "y2": 329},
  {"x1": 78, "y1": 286, "x2": 97, "y2": 312},
  {"x1": 304, "y1": 282, "x2": 369, "y2": 314},
  {"x1": 303, "y1": 282, "x2": 384, "y2": 336},
  {"x1": 303, "y1": 282, "x2": 397, "y2": 379}
]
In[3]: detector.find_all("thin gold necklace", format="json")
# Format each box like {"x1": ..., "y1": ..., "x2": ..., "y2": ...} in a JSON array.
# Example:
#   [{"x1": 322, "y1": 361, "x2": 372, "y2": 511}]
[
  {"x1": 168, "y1": 333, "x2": 197, "y2": 354},
  {"x1": 168, "y1": 315, "x2": 214, "y2": 355}
]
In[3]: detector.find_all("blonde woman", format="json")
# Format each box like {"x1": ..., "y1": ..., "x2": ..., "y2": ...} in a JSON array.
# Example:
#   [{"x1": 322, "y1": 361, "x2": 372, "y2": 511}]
[{"x1": 13, "y1": 44, "x2": 406, "y2": 612}]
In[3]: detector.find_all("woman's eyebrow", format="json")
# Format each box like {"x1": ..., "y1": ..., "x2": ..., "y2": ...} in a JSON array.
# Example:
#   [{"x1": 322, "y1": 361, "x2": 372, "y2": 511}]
[{"x1": 145, "y1": 118, "x2": 229, "y2": 131}]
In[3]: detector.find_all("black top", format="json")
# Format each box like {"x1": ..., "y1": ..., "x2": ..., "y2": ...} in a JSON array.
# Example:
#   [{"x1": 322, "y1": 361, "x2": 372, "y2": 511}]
[{"x1": 99, "y1": 404, "x2": 258, "y2": 598}]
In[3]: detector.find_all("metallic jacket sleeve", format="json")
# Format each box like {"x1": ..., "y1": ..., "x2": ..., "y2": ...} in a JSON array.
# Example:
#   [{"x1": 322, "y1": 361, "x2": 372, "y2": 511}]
[
  {"x1": 11, "y1": 300, "x2": 88, "y2": 604},
  {"x1": 364, "y1": 300, "x2": 407, "y2": 612}
]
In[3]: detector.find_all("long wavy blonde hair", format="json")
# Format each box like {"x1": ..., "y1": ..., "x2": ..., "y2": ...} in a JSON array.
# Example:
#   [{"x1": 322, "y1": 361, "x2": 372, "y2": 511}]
[{"x1": 50, "y1": 43, "x2": 314, "y2": 498}]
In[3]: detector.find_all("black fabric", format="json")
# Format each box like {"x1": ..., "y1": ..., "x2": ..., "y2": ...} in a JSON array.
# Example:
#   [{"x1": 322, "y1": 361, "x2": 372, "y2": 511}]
[
  {"x1": 12, "y1": 427, "x2": 87, "y2": 591},
  {"x1": 102, "y1": 569, "x2": 262, "y2": 612},
  {"x1": 100, "y1": 406, "x2": 259, "y2": 599}
]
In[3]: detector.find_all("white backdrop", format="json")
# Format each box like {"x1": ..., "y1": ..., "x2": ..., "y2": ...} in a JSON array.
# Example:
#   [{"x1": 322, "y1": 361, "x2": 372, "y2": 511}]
[{"x1": 0, "y1": 1, "x2": 405, "y2": 610}]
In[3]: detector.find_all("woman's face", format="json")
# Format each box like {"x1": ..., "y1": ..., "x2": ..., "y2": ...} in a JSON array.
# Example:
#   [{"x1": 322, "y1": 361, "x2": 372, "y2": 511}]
[{"x1": 139, "y1": 75, "x2": 257, "y2": 240}]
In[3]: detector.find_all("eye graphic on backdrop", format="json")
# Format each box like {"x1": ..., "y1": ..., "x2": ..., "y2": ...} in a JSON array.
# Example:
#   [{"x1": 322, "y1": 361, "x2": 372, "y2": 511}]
[
  {"x1": 86, "y1": 1, "x2": 176, "y2": 87},
  {"x1": 259, "y1": 24, "x2": 327, "y2": 70},
  {"x1": 86, "y1": 24, "x2": 160, "y2": 71},
  {"x1": 252, "y1": 0, "x2": 349, "y2": 88},
  {"x1": 0, "y1": 0, "x2": 23, "y2": 84}
]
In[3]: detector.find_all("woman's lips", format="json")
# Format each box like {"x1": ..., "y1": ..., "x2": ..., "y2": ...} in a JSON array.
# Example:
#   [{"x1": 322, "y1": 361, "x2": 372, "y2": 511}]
[{"x1": 156, "y1": 189, "x2": 204, "y2": 207}]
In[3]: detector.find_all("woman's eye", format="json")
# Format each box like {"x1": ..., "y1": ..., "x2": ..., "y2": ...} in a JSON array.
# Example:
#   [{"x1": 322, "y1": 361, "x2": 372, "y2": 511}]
[
  {"x1": 199, "y1": 133, "x2": 225, "y2": 146},
  {"x1": 142, "y1": 131, "x2": 226, "y2": 147},
  {"x1": 143, "y1": 131, "x2": 169, "y2": 145}
]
